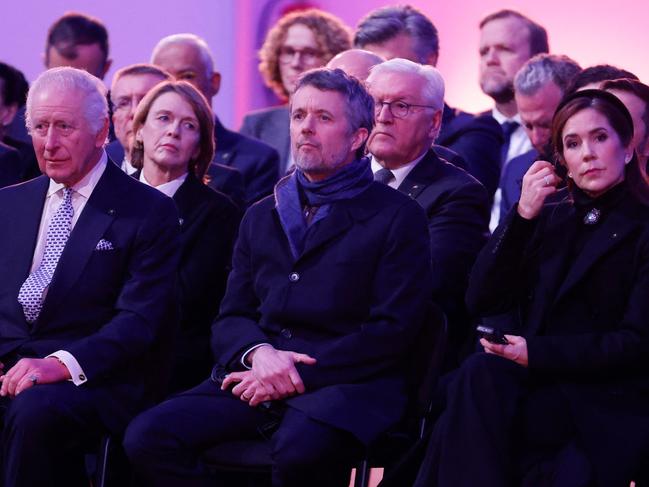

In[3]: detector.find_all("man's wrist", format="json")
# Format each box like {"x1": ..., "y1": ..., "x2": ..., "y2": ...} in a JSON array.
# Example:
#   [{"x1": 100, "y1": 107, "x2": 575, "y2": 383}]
[
  {"x1": 246, "y1": 344, "x2": 273, "y2": 366},
  {"x1": 47, "y1": 356, "x2": 72, "y2": 380}
]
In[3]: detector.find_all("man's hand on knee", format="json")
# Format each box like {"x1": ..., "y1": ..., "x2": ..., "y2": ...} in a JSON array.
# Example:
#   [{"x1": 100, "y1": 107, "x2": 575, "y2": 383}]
[
  {"x1": 0, "y1": 358, "x2": 71, "y2": 397},
  {"x1": 222, "y1": 370, "x2": 274, "y2": 406},
  {"x1": 249, "y1": 345, "x2": 316, "y2": 397}
]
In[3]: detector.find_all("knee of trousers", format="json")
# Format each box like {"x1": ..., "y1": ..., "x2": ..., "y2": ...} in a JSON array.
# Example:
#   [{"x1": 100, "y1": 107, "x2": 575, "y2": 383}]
[
  {"x1": 123, "y1": 407, "x2": 180, "y2": 464},
  {"x1": 451, "y1": 352, "x2": 523, "y2": 395},
  {"x1": 4, "y1": 387, "x2": 65, "y2": 440}
]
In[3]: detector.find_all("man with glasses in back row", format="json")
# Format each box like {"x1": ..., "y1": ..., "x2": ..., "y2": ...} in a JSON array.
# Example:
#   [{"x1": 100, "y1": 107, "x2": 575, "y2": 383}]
[{"x1": 365, "y1": 58, "x2": 490, "y2": 368}]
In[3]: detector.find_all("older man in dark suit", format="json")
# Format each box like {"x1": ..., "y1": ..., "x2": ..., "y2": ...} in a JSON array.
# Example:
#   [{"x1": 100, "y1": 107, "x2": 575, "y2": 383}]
[
  {"x1": 151, "y1": 33, "x2": 279, "y2": 207},
  {"x1": 124, "y1": 68, "x2": 433, "y2": 487},
  {"x1": 0, "y1": 67, "x2": 180, "y2": 486},
  {"x1": 366, "y1": 58, "x2": 490, "y2": 366}
]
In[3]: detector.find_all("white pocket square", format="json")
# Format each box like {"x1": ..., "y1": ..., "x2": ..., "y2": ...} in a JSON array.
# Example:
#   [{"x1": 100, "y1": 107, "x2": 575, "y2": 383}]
[{"x1": 95, "y1": 239, "x2": 114, "y2": 251}]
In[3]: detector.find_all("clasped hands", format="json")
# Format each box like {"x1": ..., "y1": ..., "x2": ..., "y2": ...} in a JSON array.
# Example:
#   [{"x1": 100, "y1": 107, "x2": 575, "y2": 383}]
[
  {"x1": 221, "y1": 345, "x2": 316, "y2": 407},
  {"x1": 0, "y1": 357, "x2": 71, "y2": 398}
]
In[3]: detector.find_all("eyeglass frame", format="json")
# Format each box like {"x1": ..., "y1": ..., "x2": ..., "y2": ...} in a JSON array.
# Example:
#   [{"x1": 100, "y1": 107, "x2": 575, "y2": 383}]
[
  {"x1": 278, "y1": 46, "x2": 323, "y2": 66},
  {"x1": 374, "y1": 99, "x2": 438, "y2": 119}
]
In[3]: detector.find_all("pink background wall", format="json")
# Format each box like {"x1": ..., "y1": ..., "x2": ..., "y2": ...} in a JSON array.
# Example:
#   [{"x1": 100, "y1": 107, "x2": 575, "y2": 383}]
[{"x1": 1, "y1": 0, "x2": 648, "y2": 129}]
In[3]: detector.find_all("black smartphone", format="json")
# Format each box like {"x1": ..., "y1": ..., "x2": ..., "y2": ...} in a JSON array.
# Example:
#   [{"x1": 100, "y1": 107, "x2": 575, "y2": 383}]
[{"x1": 476, "y1": 325, "x2": 509, "y2": 345}]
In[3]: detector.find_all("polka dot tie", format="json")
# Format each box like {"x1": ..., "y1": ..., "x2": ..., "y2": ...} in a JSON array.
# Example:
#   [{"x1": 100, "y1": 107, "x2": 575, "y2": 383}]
[{"x1": 18, "y1": 187, "x2": 74, "y2": 323}]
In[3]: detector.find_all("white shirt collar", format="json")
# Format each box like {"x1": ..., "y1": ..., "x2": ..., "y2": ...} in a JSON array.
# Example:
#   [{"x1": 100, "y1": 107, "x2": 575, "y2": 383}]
[
  {"x1": 47, "y1": 150, "x2": 108, "y2": 199},
  {"x1": 491, "y1": 107, "x2": 522, "y2": 125},
  {"x1": 370, "y1": 151, "x2": 427, "y2": 189},
  {"x1": 139, "y1": 170, "x2": 188, "y2": 198},
  {"x1": 121, "y1": 157, "x2": 138, "y2": 175}
]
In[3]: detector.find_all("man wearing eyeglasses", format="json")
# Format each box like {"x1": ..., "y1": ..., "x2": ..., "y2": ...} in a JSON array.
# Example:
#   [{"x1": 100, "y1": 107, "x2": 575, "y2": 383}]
[{"x1": 366, "y1": 58, "x2": 490, "y2": 367}]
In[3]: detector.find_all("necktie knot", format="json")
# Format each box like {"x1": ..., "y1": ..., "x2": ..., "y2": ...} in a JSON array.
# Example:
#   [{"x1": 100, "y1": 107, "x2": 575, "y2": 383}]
[
  {"x1": 500, "y1": 120, "x2": 520, "y2": 164},
  {"x1": 374, "y1": 167, "x2": 395, "y2": 185}
]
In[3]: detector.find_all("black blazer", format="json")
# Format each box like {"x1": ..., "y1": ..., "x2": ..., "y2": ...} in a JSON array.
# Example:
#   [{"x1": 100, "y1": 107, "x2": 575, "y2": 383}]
[
  {"x1": 467, "y1": 190, "x2": 649, "y2": 485},
  {"x1": 213, "y1": 118, "x2": 279, "y2": 206},
  {"x1": 437, "y1": 104, "x2": 503, "y2": 199},
  {"x1": 171, "y1": 173, "x2": 240, "y2": 388},
  {"x1": 0, "y1": 160, "x2": 180, "y2": 433},
  {"x1": 240, "y1": 105, "x2": 290, "y2": 174},
  {"x1": 398, "y1": 149, "x2": 490, "y2": 359},
  {"x1": 212, "y1": 182, "x2": 433, "y2": 444},
  {"x1": 0, "y1": 142, "x2": 22, "y2": 188}
]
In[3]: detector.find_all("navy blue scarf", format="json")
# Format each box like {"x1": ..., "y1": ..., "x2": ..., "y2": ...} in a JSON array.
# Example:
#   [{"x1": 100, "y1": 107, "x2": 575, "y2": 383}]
[{"x1": 275, "y1": 157, "x2": 373, "y2": 259}]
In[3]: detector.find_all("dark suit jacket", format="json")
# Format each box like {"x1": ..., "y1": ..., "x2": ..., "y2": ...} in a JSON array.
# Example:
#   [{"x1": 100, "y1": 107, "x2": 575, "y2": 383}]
[
  {"x1": 213, "y1": 118, "x2": 279, "y2": 206},
  {"x1": 467, "y1": 190, "x2": 649, "y2": 485},
  {"x1": 132, "y1": 171, "x2": 240, "y2": 390},
  {"x1": 398, "y1": 149, "x2": 490, "y2": 362},
  {"x1": 2, "y1": 135, "x2": 40, "y2": 182},
  {"x1": 437, "y1": 104, "x2": 503, "y2": 199},
  {"x1": 0, "y1": 160, "x2": 181, "y2": 433},
  {"x1": 240, "y1": 105, "x2": 290, "y2": 174},
  {"x1": 500, "y1": 148, "x2": 538, "y2": 219},
  {"x1": 0, "y1": 142, "x2": 22, "y2": 188},
  {"x1": 212, "y1": 182, "x2": 433, "y2": 444}
]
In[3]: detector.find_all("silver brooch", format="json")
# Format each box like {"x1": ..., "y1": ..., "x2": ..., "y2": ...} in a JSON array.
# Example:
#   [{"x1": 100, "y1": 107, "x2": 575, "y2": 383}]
[{"x1": 584, "y1": 208, "x2": 601, "y2": 225}]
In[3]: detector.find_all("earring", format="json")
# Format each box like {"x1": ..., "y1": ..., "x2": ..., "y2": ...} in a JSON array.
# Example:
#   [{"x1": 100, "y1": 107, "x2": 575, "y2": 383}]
[
  {"x1": 567, "y1": 172, "x2": 573, "y2": 178},
  {"x1": 625, "y1": 154, "x2": 632, "y2": 164}
]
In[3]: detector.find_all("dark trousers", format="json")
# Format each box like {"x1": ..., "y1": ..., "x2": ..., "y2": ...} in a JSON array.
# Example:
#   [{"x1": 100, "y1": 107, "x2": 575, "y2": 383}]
[
  {"x1": 0, "y1": 382, "x2": 107, "y2": 487},
  {"x1": 124, "y1": 379, "x2": 362, "y2": 487},
  {"x1": 413, "y1": 353, "x2": 593, "y2": 487}
]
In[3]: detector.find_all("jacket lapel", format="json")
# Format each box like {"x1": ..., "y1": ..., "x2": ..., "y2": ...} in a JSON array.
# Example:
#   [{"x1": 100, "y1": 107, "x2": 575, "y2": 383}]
[
  {"x1": 36, "y1": 163, "x2": 119, "y2": 324},
  {"x1": 397, "y1": 150, "x2": 439, "y2": 199},
  {"x1": 555, "y1": 207, "x2": 637, "y2": 303}
]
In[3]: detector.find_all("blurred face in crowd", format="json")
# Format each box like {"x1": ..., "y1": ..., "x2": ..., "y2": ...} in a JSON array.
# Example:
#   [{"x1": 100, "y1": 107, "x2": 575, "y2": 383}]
[
  {"x1": 46, "y1": 43, "x2": 110, "y2": 80},
  {"x1": 279, "y1": 24, "x2": 324, "y2": 96},
  {"x1": 362, "y1": 32, "x2": 434, "y2": 65},
  {"x1": 30, "y1": 86, "x2": 107, "y2": 186},
  {"x1": 137, "y1": 91, "x2": 201, "y2": 180},
  {"x1": 606, "y1": 88, "x2": 649, "y2": 162},
  {"x1": 152, "y1": 42, "x2": 220, "y2": 102},
  {"x1": 367, "y1": 70, "x2": 440, "y2": 169},
  {"x1": 479, "y1": 16, "x2": 532, "y2": 103},
  {"x1": 561, "y1": 107, "x2": 629, "y2": 197},
  {"x1": 111, "y1": 73, "x2": 166, "y2": 154},
  {"x1": 515, "y1": 81, "x2": 564, "y2": 156},
  {"x1": 290, "y1": 85, "x2": 366, "y2": 181}
]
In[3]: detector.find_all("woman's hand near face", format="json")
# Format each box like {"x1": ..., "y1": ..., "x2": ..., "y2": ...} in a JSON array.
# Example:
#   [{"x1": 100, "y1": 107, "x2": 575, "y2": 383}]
[{"x1": 517, "y1": 161, "x2": 561, "y2": 220}]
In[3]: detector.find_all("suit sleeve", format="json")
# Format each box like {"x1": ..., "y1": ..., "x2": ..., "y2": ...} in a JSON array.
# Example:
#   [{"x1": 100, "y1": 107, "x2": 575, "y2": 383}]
[
  {"x1": 427, "y1": 177, "x2": 489, "y2": 328},
  {"x1": 65, "y1": 195, "x2": 181, "y2": 379},
  {"x1": 292, "y1": 200, "x2": 434, "y2": 389},
  {"x1": 466, "y1": 207, "x2": 539, "y2": 317},
  {"x1": 527, "y1": 229, "x2": 649, "y2": 374}
]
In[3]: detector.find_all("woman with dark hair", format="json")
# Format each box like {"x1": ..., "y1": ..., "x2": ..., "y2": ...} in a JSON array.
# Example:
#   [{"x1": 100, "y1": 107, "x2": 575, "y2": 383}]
[
  {"x1": 131, "y1": 80, "x2": 240, "y2": 392},
  {"x1": 413, "y1": 90, "x2": 649, "y2": 486}
]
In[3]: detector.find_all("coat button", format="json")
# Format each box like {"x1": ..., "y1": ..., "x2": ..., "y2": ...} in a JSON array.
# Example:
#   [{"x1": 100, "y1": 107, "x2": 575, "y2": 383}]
[
  {"x1": 281, "y1": 328, "x2": 292, "y2": 339},
  {"x1": 79, "y1": 374, "x2": 86, "y2": 381},
  {"x1": 289, "y1": 272, "x2": 300, "y2": 282}
]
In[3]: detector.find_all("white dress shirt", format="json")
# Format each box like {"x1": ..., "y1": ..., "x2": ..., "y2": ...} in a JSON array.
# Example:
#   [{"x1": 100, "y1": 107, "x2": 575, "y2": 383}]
[
  {"x1": 34, "y1": 151, "x2": 108, "y2": 386},
  {"x1": 369, "y1": 152, "x2": 427, "y2": 189},
  {"x1": 491, "y1": 108, "x2": 533, "y2": 164},
  {"x1": 121, "y1": 157, "x2": 138, "y2": 176},
  {"x1": 139, "y1": 170, "x2": 187, "y2": 197}
]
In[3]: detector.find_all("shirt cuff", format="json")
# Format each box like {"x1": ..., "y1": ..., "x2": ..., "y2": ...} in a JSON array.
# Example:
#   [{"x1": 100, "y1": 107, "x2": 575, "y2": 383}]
[
  {"x1": 240, "y1": 343, "x2": 272, "y2": 369},
  {"x1": 47, "y1": 350, "x2": 88, "y2": 386}
]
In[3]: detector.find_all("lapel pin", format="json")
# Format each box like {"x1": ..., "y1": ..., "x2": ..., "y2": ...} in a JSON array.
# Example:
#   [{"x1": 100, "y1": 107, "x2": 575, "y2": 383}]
[
  {"x1": 107, "y1": 208, "x2": 116, "y2": 216},
  {"x1": 583, "y1": 208, "x2": 600, "y2": 225},
  {"x1": 178, "y1": 218, "x2": 184, "y2": 226}
]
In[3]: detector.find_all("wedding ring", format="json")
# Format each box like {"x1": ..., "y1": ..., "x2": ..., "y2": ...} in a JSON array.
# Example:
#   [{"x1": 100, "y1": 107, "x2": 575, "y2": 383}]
[
  {"x1": 28, "y1": 374, "x2": 38, "y2": 385},
  {"x1": 241, "y1": 393, "x2": 251, "y2": 400}
]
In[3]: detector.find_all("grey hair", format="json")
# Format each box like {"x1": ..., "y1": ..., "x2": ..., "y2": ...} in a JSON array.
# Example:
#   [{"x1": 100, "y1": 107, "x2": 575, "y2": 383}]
[
  {"x1": 354, "y1": 5, "x2": 439, "y2": 63},
  {"x1": 367, "y1": 58, "x2": 445, "y2": 111},
  {"x1": 292, "y1": 68, "x2": 374, "y2": 155},
  {"x1": 514, "y1": 53, "x2": 581, "y2": 97},
  {"x1": 151, "y1": 33, "x2": 215, "y2": 79},
  {"x1": 26, "y1": 66, "x2": 108, "y2": 134}
]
